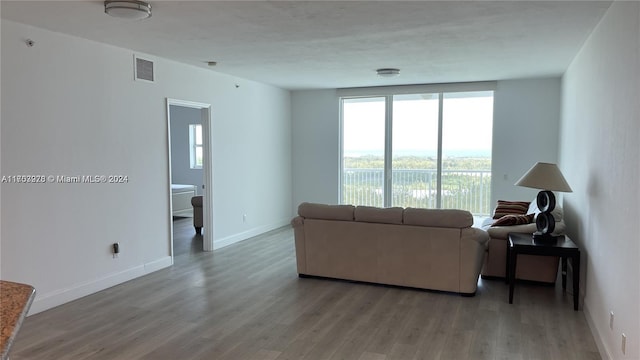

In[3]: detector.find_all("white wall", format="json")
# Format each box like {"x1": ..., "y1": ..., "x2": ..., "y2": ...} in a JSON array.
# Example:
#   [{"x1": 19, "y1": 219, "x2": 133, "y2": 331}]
[
  {"x1": 0, "y1": 20, "x2": 292, "y2": 313},
  {"x1": 291, "y1": 79, "x2": 561, "y2": 211},
  {"x1": 291, "y1": 89, "x2": 340, "y2": 209},
  {"x1": 560, "y1": 2, "x2": 640, "y2": 359},
  {"x1": 492, "y1": 78, "x2": 562, "y2": 204},
  {"x1": 170, "y1": 105, "x2": 203, "y2": 195}
]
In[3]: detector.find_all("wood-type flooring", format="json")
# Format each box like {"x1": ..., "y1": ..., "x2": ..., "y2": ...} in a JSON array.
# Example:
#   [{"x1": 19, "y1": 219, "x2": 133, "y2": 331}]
[{"x1": 10, "y1": 218, "x2": 601, "y2": 359}]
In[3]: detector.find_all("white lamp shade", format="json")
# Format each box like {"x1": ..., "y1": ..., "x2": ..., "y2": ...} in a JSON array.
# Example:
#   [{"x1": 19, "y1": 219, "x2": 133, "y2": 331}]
[{"x1": 514, "y1": 162, "x2": 572, "y2": 192}]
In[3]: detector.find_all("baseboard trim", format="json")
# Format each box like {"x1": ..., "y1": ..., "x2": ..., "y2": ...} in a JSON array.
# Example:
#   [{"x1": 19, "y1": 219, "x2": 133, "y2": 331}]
[
  {"x1": 213, "y1": 219, "x2": 291, "y2": 250},
  {"x1": 145, "y1": 256, "x2": 173, "y2": 273},
  {"x1": 28, "y1": 256, "x2": 172, "y2": 315},
  {"x1": 584, "y1": 302, "x2": 612, "y2": 360}
]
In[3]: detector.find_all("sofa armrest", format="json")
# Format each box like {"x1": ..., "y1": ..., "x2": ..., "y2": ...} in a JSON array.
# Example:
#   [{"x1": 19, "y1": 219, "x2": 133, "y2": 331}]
[
  {"x1": 461, "y1": 227, "x2": 490, "y2": 247},
  {"x1": 487, "y1": 223, "x2": 537, "y2": 239},
  {"x1": 459, "y1": 227, "x2": 490, "y2": 294},
  {"x1": 487, "y1": 221, "x2": 566, "y2": 239},
  {"x1": 291, "y1": 216, "x2": 304, "y2": 228},
  {"x1": 191, "y1": 195, "x2": 203, "y2": 207},
  {"x1": 291, "y1": 216, "x2": 307, "y2": 274}
]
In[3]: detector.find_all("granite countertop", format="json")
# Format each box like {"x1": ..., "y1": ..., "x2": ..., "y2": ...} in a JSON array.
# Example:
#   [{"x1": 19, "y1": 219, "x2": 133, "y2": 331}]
[{"x1": 0, "y1": 280, "x2": 36, "y2": 360}]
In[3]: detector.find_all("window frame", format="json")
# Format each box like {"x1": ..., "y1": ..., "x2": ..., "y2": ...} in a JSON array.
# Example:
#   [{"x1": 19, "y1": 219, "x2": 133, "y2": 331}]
[
  {"x1": 189, "y1": 123, "x2": 203, "y2": 170},
  {"x1": 338, "y1": 82, "x2": 495, "y2": 213}
]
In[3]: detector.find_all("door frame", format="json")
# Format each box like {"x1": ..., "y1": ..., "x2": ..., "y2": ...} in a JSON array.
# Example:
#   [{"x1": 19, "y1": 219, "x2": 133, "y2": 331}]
[{"x1": 166, "y1": 98, "x2": 214, "y2": 254}]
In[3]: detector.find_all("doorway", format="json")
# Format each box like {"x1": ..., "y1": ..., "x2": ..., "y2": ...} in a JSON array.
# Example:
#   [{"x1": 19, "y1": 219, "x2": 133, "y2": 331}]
[{"x1": 166, "y1": 98, "x2": 213, "y2": 260}]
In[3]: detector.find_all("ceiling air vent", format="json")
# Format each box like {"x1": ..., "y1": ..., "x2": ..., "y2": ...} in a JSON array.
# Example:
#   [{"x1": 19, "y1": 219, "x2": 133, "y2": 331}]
[{"x1": 134, "y1": 55, "x2": 154, "y2": 83}]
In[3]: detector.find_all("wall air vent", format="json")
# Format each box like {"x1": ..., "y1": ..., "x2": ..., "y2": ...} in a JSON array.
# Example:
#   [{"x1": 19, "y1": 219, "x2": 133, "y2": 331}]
[{"x1": 134, "y1": 55, "x2": 154, "y2": 83}]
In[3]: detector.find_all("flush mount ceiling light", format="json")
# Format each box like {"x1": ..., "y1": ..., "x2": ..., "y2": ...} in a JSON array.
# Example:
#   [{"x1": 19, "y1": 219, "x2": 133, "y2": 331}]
[
  {"x1": 376, "y1": 68, "x2": 400, "y2": 77},
  {"x1": 105, "y1": 0, "x2": 152, "y2": 20}
]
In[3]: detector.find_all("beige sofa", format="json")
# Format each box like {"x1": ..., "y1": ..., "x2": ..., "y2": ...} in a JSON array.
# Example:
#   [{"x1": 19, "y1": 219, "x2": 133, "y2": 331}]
[
  {"x1": 291, "y1": 203, "x2": 490, "y2": 295},
  {"x1": 480, "y1": 199, "x2": 565, "y2": 283}
]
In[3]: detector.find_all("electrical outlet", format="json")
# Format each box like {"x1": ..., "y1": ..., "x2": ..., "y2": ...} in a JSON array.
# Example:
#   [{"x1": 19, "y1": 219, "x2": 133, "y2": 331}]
[
  {"x1": 112, "y1": 243, "x2": 120, "y2": 258},
  {"x1": 622, "y1": 333, "x2": 626, "y2": 354},
  {"x1": 610, "y1": 311, "x2": 614, "y2": 330}
]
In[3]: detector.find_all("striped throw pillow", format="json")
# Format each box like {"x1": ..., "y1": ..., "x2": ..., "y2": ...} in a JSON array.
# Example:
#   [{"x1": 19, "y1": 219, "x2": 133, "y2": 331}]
[
  {"x1": 491, "y1": 213, "x2": 535, "y2": 226},
  {"x1": 493, "y1": 200, "x2": 531, "y2": 219}
]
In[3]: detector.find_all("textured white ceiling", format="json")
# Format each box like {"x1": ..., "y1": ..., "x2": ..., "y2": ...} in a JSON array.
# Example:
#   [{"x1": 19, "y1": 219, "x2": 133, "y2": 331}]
[{"x1": 1, "y1": 1, "x2": 611, "y2": 90}]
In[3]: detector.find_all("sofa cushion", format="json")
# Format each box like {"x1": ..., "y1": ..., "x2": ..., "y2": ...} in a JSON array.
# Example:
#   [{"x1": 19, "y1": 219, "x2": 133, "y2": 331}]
[
  {"x1": 491, "y1": 213, "x2": 534, "y2": 226},
  {"x1": 493, "y1": 200, "x2": 530, "y2": 219},
  {"x1": 298, "y1": 202, "x2": 355, "y2": 221},
  {"x1": 355, "y1": 206, "x2": 404, "y2": 224},
  {"x1": 403, "y1": 208, "x2": 473, "y2": 228}
]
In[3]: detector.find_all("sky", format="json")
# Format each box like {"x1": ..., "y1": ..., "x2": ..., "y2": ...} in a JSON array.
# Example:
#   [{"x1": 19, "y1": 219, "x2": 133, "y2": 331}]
[{"x1": 343, "y1": 92, "x2": 493, "y2": 157}]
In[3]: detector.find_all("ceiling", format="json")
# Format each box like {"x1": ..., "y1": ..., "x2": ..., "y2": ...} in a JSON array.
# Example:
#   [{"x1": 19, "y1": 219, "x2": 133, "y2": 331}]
[{"x1": 1, "y1": 1, "x2": 611, "y2": 90}]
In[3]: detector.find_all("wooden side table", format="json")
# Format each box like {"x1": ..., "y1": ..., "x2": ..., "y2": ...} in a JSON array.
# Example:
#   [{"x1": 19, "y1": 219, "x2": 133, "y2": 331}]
[{"x1": 507, "y1": 233, "x2": 580, "y2": 310}]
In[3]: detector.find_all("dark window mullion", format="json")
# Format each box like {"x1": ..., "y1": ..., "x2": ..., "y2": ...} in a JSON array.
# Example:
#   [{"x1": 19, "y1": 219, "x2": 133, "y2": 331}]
[
  {"x1": 384, "y1": 95, "x2": 393, "y2": 207},
  {"x1": 436, "y1": 93, "x2": 444, "y2": 209}
]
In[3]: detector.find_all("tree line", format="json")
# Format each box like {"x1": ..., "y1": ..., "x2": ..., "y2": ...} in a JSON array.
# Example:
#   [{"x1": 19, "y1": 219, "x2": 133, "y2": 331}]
[{"x1": 344, "y1": 155, "x2": 491, "y2": 170}]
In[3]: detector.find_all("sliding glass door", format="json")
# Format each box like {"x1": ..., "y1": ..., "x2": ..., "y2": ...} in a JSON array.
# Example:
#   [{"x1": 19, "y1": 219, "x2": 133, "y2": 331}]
[
  {"x1": 341, "y1": 90, "x2": 493, "y2": 215},
  {"x1": 441, "y1": 92, "x2": 493, "y2": 214},
  {"x1": 391, "y1": 94, "x2": 439, "y2": 208},
  {"x1": 342, "y1": 97, "x2": 386, "y2": 207}
]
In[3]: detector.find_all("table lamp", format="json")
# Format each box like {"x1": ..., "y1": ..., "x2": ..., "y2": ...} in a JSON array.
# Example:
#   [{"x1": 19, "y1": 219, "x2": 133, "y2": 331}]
[{"x1": 514, "y1": 162, "x2": 572, "y2": 241}]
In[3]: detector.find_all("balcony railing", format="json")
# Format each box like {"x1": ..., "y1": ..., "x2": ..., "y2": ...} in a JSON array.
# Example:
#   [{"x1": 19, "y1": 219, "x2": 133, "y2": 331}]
[{"x1": 342, "y1": 169, "x2": 492, "y2": 216}]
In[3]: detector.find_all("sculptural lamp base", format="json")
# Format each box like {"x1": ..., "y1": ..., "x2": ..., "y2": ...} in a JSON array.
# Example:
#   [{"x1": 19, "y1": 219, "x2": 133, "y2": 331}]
[
  {"x1": 532, "y1": 231, "x2": 557, "y2": 244},
  {"x1": 533, "y1": 190, "x2": 556, "y2": 241}
]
